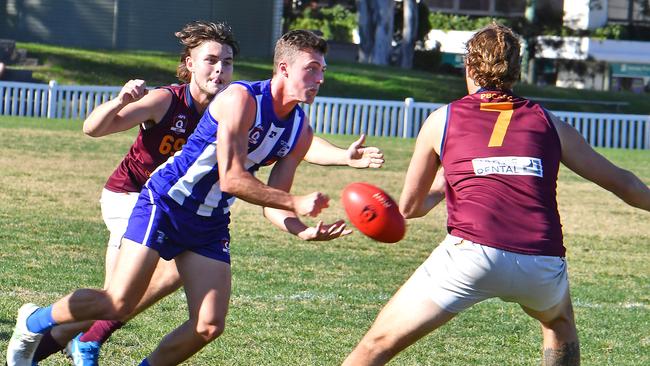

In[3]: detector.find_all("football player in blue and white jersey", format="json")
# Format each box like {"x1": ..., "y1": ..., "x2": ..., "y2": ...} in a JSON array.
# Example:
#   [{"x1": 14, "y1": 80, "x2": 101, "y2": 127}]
[{"x1": 7, "y1": 30, "x2": 350, "y2": 366}]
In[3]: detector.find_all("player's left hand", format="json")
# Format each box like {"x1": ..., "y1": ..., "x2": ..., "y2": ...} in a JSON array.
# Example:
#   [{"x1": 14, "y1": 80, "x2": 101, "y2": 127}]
[
  {"x1": 346, "y1": 134, "x2": 384, "y2": 169},
  {"x1": 298, "y1": 220, "x2": 352, "y2": 241}
]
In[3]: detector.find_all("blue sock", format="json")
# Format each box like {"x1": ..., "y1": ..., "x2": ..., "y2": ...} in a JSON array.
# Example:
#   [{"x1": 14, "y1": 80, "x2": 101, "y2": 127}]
[
  {"x1": 139, "y1": 358, "x2": 150, "y2": 366},
  {"x1": 26, "y1": 305, "x2": 57, "y2": 334}
]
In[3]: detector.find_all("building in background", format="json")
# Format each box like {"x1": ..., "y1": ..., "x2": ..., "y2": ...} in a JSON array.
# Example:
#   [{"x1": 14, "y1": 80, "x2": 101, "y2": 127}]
[
  {"x1": 424, "y1": 0, "x2": 650, "y2": 93},
  {"x1": 0, "y1": 0, "x2": 283, "y2": 58},
  {"x1": 423, "y1": 0, "x2": 529, "y2": 16},
  {"x1": 541, "y1": 0, "x2": 650, "y2": 93},
  {"x1": 423, "y1": 0, "x2": 564, "y2": 71}
]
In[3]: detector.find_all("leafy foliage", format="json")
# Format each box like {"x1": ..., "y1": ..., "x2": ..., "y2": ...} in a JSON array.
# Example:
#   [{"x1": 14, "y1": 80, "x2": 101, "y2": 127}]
[
  {"x1": 427, "y1": 11, "x2": 650, "y2": 41},
  {"x1": 591, "y1": 24, "x2": 626, "y2": 40},
  {"x1": 428, "y1": 12, "x2": 509, "y2": 32},
  {"x1": 289, "y1": 5, "x2": 357, "y2": 42}
]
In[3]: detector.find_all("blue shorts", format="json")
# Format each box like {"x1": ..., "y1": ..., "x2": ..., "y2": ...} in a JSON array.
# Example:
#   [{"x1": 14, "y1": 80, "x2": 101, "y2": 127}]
[{"x1": 123, "y1": 185, "x2": 231, "y2": 264}]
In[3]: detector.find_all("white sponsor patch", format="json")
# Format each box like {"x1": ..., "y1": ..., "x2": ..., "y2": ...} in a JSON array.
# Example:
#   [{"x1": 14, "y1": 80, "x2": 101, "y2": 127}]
[{"x1": 472, "y1": 156, "x2": 543, "y2": 177}]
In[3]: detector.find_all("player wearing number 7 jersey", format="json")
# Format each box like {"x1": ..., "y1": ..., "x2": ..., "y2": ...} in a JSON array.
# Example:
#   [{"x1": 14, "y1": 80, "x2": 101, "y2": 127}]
[{"x1": 343, "y1": 23, "x2": 650, "y2": 366}]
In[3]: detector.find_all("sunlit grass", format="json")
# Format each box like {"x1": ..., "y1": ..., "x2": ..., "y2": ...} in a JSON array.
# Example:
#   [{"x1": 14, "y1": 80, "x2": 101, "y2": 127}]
[{"x1": 0, "y1": 116, "x2": 648, "y2": 365}]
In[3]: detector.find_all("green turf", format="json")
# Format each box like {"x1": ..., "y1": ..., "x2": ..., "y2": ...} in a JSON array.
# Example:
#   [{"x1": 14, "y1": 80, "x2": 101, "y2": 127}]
[{"x1": 0, "y1": 115, "x2": 648, "y2": 365}]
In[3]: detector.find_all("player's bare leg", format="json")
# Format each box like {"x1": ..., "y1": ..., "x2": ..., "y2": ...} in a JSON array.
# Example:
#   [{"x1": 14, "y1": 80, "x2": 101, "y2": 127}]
[
  {"x1": 521, "y1": 289, "x2": 580, "y2": 366},
  {"x1": 44, "y1": 247, "x2": 182, "y2": 352},
  {"x1": 48, "y1": 321, "x2": 93, "y2": 347},
  {"x1": 342, "y1": 269, "x2": 456, "y2": 366},
  {"x1": 123, "y1": 258, "x2": 183, "y2": 321},
  {"x1": 104, "y1": 245, "x2": 121, "y2": 288},
  {"x1": 45, "y1": 245, "x2": 128, "y2": 347},
  {"x1": 144, "y1": 251, "x2": 231, "y2": 366},
  {"x1": 34, "y1": 243, "x2": 133, "y2": 361},
  {"x1": 51, "y1": 239, "x2": 159, "y2": 324}
]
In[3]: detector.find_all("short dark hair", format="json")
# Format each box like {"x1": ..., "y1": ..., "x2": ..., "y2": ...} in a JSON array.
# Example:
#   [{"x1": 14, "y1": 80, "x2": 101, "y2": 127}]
[
  {"x1": 273, "y1": 30, "x2": 328, "y2": 75},
  {"x1": 465, "y1": 23, "x2": 521, "y2": 90},
  {"x1": 175, "y1": 21, "x2": 239, "y2": 83}
]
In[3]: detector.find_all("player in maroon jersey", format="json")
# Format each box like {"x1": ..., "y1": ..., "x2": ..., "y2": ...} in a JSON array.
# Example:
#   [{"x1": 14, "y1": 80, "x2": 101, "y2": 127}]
[
  {"x1": 343, "y1": 23, "x2": 650, "y2": 366},
  {"x1": 28, "y1": 21, "x2": 384, "y2": 366}
]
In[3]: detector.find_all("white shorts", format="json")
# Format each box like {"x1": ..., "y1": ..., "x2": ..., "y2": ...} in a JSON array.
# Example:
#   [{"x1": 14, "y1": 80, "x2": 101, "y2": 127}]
[
  {"x1": 413, "y1": 234, "x2": 568, "y2": 313},
  {"x1": 100, "y1": 188, "x2": 140, "y2": 248}
]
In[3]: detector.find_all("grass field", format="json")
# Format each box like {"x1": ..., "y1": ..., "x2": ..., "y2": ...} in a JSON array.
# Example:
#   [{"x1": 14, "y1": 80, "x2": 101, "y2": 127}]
[{"x1": 0, "y1": 115, "x2": 649, "y2": 365}]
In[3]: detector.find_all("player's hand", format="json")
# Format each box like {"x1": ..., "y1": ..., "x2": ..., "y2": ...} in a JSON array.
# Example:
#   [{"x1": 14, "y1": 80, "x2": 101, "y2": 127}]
[
  {"x1": 346, "y1": 134, "x2": 384, "y2": 169},
  {"x1": 298, "y1": 220, "x2": 352, "y2": 241},
  {"x1": 294, "y1": 192, "x2": 329, "y2": 217},
  {"x1": 117, "y1": 79, "x2": 148, "y2": 105}
]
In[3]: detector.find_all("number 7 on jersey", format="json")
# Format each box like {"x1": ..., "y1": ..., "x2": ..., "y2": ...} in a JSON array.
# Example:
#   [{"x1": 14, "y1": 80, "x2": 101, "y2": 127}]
[{"x1": 480, "y1": 102, "x2": 514, "y2": 147}]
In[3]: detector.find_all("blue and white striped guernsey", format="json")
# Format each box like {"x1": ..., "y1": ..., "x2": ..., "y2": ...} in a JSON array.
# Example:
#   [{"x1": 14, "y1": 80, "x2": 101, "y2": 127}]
[{"x1": 147, "y1": 79, "x2": 306, "y2": 218}]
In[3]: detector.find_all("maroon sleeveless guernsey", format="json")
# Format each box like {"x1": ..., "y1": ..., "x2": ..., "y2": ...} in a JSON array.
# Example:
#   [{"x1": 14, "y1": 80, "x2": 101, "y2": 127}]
[
  {"x1": 104, "y1": 84, "x2": 201, "y2": 193},
  {"x1": 441, "y1": 89, "x2": 564, "y2": 256}
]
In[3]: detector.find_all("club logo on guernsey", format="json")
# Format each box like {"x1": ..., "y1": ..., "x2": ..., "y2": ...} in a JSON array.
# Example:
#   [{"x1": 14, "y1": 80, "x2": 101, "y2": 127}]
[
  {"x1": 248, "y1": 126, "x2": 264, "y2": 145},
  {"x1": 156, "y1": 230, "x2": 166, "y2": 244},
  {"x1": 277, "y1": 140, "x2": 290, "y2": 157},
  {"x1": 171, "y1": 115, "x2": 187, "y2": 134},
  {"x1": 472, "y1": 156, "x2": 543, "y2": 177}
]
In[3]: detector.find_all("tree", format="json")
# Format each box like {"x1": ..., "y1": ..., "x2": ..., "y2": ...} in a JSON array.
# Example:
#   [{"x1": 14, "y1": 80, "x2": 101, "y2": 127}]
[
  {"x1": 357, "y1": 0, "x2": 429, "y2": 68},
  {"x1": 357, "y1": 0, "x2": 394, "y2": 65},
  {"x1": 399, "y1": 0, "x2": 417, "y2": 68}
]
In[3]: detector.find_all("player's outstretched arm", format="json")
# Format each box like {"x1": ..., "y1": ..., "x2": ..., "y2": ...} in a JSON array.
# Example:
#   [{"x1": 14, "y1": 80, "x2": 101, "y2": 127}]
[
  {"x1": 83, "y1": 79, "x2": 171, "y2": 137},
  {"x1": 304, "y1": 134, "x2": 384, "y2": 168},
  {"x1": 419, "y1": 167, "x2": 447, "y2": 213},
  {"x1": 399, "y1": 108, "x2": 446, "y2": 218},
  {"x1": 264, "y1": 205, "x2": 351, "y2": 240},
  {"x1": 215, "y1": 87, "x2": 327, "y2": 216},
  {"x1": 263, "y1": 124, "x2": 351, "y2": 240},
  {"x1": 552, "y1": 113, "x2": 650, "y2": 211}
]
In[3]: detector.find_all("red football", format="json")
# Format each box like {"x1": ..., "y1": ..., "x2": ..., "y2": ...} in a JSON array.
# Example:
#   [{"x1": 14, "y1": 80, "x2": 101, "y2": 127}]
[{"x1": 341, "y1": 182, "x2": 406, "y2": 243}]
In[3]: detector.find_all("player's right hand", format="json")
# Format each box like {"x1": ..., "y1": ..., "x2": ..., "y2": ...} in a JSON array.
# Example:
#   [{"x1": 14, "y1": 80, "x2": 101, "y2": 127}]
[
  {"x1": 117, "y1": 79, "x2": 148, "y2": 105},
  {"x1": 294, "y1": 192, "x2": 329, "y2": 217},
  {"x1": 298, "y1": 220, "x2": 352, "y2": 241}
]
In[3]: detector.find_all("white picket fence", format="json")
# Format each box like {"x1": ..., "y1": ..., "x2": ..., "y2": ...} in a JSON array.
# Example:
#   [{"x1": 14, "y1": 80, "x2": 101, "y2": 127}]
[
  {"x1": 1, "y1": 80, "x2": 649, "y2": 149},
  {"x1": 302, "y1": 96, "x2": 442, "y2": 139}
]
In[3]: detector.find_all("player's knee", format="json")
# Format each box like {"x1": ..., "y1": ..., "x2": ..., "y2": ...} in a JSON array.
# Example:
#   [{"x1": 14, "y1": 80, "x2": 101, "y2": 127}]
[
  {"x1": 356, "y1": 333, "x2": 398, "y2": 362},
  {"x1": 548, "y1": 316, "x2": 575, "y2": 332},
  {"x1": 195, "y1": 318, "x2": 225, "y2": 342},
  {"x1": 541, "y1": 314, "x2": 578, "y2": 341},
  {"x1": 153, "y1": 272, "x2": 182, "y2": 295},
  {"x1": 81, "y1": 292, "x2": 129, "y2": 320},
  {"x1": 106, "y1": 297, "x2": 138, "y2": 319}
]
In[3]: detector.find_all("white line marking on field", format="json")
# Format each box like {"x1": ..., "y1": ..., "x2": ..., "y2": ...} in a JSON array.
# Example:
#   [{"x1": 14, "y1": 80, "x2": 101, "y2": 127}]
[{"x1": 2, "y1": 291, "x2": 647, "y2": 310}]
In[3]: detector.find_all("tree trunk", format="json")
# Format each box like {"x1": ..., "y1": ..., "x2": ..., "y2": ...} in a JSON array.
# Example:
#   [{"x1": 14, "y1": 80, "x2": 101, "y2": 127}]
[
  {"x1": 400, "y1": 0, "x2": 417, "y2": 68},
  {"x1": 523, "y1": 0, "x2": 537, "y2": 84},
  {"x1": 357, "y1": 0, "x2": 394, "y2": 65},
  {"x1": 357, "y1": 0, "x2": 374, "y2": 63}
]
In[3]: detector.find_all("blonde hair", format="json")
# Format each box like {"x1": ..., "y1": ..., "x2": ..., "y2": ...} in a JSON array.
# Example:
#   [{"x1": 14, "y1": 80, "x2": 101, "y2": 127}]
[
  {"x1": 465, "y1": 23, "x2": 520, "y2": 90},
  {"x1": 273, "y1": 30, "x2": 328, "y2": 75},
  {"x1": 175, "y1": 21, "x2": 239, "y2": 83}
]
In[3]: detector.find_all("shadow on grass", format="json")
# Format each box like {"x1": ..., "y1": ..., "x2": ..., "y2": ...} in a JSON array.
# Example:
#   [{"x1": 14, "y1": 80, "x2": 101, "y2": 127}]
[
  {"x1": 28, "y1": 49, "x2": 178, "y2": 86},
  {"x1": 0, "y1": 317, "x2": 16, "y2": 341}
]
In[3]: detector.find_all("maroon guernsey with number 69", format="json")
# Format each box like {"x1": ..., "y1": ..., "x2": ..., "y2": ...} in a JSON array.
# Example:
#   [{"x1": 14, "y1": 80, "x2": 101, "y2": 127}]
[
  {"x1": 441, "y1": 89, "x2": 565, "y2": 256},
  {"x1": 104, "y1": 84, "x2": 201, "y2": 193}
]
